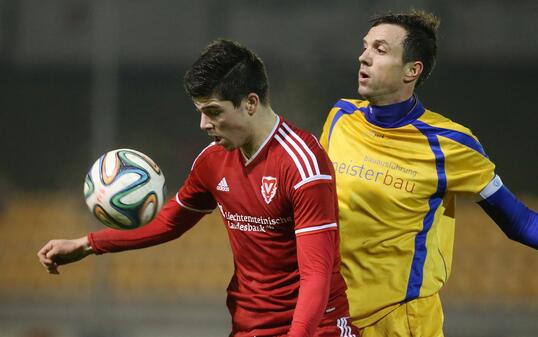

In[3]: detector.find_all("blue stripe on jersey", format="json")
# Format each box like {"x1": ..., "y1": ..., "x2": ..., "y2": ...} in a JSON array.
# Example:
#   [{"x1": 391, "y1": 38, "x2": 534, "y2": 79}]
[
  {"x1": 327, "y1": 110, "x2": 345, "y2": 150},
  {"x1": 327, "y1": 100, "x2": 360, "y2": 149},
  {"x1": 412, "y1": 120, "x2": 488, "y2": 158},
  {"x1": 334, "y1": 99, "x2": 359, "y2": 114},
  {"x1": 404, "y1": 121, "x2": 448, "y2": 302}
]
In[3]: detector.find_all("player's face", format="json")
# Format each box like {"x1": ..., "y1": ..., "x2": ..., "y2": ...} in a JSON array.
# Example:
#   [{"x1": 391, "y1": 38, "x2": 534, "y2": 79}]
[
  {"x1": 358, "y1": 24, "x2": 410, "y2": 105},
  {"x1": 195, "y1": 97, "x2": 251, "y2": 151}
]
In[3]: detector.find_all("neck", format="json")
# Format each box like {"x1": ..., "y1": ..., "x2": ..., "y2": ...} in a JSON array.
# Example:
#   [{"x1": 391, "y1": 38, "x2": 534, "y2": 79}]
[
  {"x1": 366, "y1": 85, "x2": 415, "y2": 106},
  {"x1": 240, "y1": 106, "x2": 278, "y2": 159}
]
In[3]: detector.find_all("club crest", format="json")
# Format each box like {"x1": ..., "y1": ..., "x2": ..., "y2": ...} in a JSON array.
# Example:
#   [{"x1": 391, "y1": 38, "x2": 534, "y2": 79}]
[{"x1": 261, "y1": 176, "x2": 277, "y2": 204}]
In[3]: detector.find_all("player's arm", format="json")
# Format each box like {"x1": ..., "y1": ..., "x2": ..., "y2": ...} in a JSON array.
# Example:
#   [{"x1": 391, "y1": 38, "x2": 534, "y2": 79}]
[
  {"x1": 37, "y1": 198, "x2": 207, "y2": 274},
  {"x1": 37, "y1": 236, "x2": 93, "y2": 274},
  {"x1": 88, "y1": 196, "x2": 207, "y2": 254},
  {"x1": 438, "y1": 125, "x2": 537, "y2": 248},
  {"x1": 288, "y1": 182, "x2": 338, "y2": 337},
  {"x1": 289, "y1": 229, "x2": 336, "y2": 337},
  {"x1": 38, "y1": 150, "x2": 216, "y2": 274},
  {"x1": 477, "y1": 175, "x2": 538, "y2": 248}
]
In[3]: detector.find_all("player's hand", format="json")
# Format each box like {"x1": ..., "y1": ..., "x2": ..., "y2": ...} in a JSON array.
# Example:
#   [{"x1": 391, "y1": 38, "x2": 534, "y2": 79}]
[{"x1": 37, "y1": 236, "x2": 93, "y2": 275}]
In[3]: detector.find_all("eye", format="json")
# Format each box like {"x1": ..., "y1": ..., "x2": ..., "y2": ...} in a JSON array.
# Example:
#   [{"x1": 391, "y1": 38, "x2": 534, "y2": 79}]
[
  {"x1": 376, "y1": 47, "x2": 386, "y2": 54},
  {"x1": 204, "y1": 109, "x2": 221, "y2": 117}
]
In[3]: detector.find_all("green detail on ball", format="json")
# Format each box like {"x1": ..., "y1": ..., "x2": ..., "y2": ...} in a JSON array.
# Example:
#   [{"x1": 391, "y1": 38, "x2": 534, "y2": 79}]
[{"x1": 84, "y1": 174, "x2": 94, "y2": 200}]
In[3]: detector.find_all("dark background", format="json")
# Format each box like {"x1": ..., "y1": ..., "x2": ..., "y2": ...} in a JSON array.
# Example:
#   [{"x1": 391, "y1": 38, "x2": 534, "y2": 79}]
[
  {"x1": 0, "y1": 1, "x2": 537, "y2": 337},
  {"x1": 0, "y1": 0, "x2": 536, "y2": 195}
]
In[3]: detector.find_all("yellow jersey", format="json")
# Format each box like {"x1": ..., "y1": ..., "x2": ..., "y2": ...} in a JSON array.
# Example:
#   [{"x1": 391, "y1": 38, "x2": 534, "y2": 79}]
[{"x1": 320, "y1": 98, "x2": 495, "y2": 327}]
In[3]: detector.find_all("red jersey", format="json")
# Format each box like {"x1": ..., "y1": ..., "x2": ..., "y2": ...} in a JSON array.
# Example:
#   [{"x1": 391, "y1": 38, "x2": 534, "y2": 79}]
[
  {"x1": 177, "y1": 116, "x2": 350, "y2": 336},
  {"x1": 89, "y1": 116, "x2": 356, "y2": 337}
]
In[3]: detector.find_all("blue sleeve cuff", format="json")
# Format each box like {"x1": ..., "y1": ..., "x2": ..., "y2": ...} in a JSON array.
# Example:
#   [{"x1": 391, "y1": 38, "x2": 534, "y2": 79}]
[{"x1": 478, "y1": 179, "x2": 538, "y2": 249}]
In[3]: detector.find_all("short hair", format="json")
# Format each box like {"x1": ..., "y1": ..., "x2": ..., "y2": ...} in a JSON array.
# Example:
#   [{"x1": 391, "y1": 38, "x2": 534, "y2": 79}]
[
  {"x1": 183, "y1": 39, "x2": 270, "y2": 107},
  {"x1": 370, "y1": 10, "x2": 440, "y2": 87}
]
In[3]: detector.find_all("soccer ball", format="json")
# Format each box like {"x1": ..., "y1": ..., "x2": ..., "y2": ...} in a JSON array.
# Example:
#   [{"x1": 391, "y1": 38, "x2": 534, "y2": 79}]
[{"x1": 84, "y1": 149, "x2": 166, "y2": 230}]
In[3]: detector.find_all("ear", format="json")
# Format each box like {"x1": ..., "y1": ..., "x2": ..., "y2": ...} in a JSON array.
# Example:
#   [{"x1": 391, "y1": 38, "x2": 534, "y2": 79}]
[
  {"x1": 244, "y1": 93, "x2": 260, "y2": 116},
  {"x1": 403, "y1": 61, "x2": 423, "y2": 84}
]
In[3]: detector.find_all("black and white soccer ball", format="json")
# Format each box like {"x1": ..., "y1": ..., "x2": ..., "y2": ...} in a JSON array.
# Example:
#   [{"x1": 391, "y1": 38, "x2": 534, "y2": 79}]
[{"x1": 84, "y1": 149, "x2": 166, "y2": 230}]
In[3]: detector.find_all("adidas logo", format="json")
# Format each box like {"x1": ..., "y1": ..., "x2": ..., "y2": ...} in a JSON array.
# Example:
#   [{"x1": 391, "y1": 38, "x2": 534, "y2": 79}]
[{"x1": 216, "y1": 177, "x2": 230, "y2": 192}]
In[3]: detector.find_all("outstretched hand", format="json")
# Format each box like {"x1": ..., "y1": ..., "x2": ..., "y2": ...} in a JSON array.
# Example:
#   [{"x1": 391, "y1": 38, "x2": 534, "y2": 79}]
[{"x1": 37, "y1": 237, "x2": 93, "y2": 274}]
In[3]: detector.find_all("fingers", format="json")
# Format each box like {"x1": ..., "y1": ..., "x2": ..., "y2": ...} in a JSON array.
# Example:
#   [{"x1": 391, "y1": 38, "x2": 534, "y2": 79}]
[
  {"x1": 37, "y1": 238, "x2": 89, "y2": 275},
  {"x1": 37, "y1": 240, "x2": 61, "y2": 275},
  {"x1": 45, "y1": 245, "x2": 59, "y2": 260},
  {"x1": 37, "y1": 241, "x2": 54, "y2": 265}
]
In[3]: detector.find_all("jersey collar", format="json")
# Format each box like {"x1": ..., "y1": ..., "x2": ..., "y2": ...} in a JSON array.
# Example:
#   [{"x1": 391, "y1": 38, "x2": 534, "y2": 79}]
[
  {"x1": 363, "y1": 95, "x2": 425, "y2": 128},
  {"x1": 241, "y1": 115, "x2": 282, "y2": 166}
]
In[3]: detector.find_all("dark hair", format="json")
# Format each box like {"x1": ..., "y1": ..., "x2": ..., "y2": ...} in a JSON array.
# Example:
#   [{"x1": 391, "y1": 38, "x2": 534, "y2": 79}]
[
  {"x1": 183, "y1": 39, "x2": 269, "y2": 107},
  {"x1": 371, "y1": 10, "x2": 440, "y2": 87}
]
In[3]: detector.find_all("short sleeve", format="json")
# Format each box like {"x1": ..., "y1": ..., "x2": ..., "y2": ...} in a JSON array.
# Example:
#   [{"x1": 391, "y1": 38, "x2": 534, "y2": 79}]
[
  {"x1": 276, "y1": 121, "x2": 339, "y2": 235},
  {"x1": 292, "y1": 180, "x2": 339, "y2": 236},
  {"x1": 288, "y1": 139, "x2": 339, "y2": 236},
  {"x1": 440, "y1": 133, "x2": 496, "y2": 194}
]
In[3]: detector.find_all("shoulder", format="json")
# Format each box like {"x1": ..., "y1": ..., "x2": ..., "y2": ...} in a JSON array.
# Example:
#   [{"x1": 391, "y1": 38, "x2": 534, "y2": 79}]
[
  {"x1": 276, "y1": 121, "x2": 322, "y2": 148},
  {"x1": 416, "y1": 109, "x2": 487, "y2": 157},
  {"x1": 419, "y1": 109, "x2": 476, "y2": 137},
  {"x1": 333, "y1": 98, "x2": 369, "y2": 112},
  {"x1": 326, "y1": 98, "x2": 368, "y2": 120},
  {"x1": 273, "y1": 120, "x2": 333, "y2": 190},
  {"x1": 321, "y1": 98, "x2": 368, "y2": 149},
  {"x1": 190, "y1": 142, "x2": 225, "y2": 171},
  {"x1": 323, "y1": 98, "x2": 368, "y2": 133},
  {"x1": 275, "y1": 120, "x2": 326, "y2": 160}
]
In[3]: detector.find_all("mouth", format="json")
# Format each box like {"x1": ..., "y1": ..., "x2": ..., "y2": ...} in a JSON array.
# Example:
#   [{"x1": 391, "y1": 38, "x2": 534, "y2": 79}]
[{"x1": 359, "y1": 70, "x2": 370, "y2": 81}]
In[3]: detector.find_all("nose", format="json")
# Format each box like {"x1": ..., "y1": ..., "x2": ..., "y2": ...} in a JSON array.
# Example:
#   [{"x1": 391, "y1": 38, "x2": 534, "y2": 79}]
[
  {"x1": 200, "y1": 113, "x2": 213, "y2": 131},
  {"x1": 358, "y1": 48, "x2": 370, "y2": 65}
]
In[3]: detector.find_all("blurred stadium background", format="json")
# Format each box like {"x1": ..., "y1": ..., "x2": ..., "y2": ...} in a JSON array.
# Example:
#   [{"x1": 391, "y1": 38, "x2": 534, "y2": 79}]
[{"x1": 0, "y1": 0, "x2": 537, "y2": 336}]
